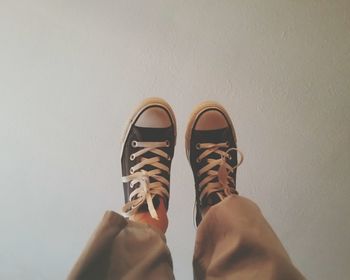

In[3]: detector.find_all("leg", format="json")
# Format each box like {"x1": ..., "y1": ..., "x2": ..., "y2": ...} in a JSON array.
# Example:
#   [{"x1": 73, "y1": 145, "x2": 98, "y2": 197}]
[
  {"x1": 186, "y1": 102, "x2": 304, "y2": 279},
  {"x1": 131, "y1": 198, "x2": 168, "y2": 234},
  {"x1": 68, "y1": 98, "x2": 177, "y2": 279},
  {"x1": 193, "y1": 195, "x2": 305, "y2": 280},
  {"x1": 67, "y1": 211, "x2": 174, "y2": 280}
]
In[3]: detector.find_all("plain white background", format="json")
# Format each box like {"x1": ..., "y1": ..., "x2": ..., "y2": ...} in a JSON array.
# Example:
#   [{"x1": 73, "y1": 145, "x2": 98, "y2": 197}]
[{"x1": 1, "y1": 1, "x2": 349, "y2": 279}]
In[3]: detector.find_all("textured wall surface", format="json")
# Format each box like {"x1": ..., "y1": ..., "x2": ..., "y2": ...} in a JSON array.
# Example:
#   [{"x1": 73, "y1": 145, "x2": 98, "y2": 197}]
[{"x1": 1, "y1": 1, "x2": 349, "y2": 279}]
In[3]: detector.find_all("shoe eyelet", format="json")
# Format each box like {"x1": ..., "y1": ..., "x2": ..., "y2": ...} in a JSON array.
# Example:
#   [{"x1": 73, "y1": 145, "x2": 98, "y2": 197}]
[
  {"x1": 130, "y1": 154, "x2": 135, "y2": 161},
  {"x1": 165, "y1": 140, "x2": 170, "y2": 147},
  {"x1": 167, "y1": 155, "x2": 171, "y2": 161},
  {"x1": 129, "y1": 167, "x2": 135, "y2": 174},
  {"x1": 196, "y1": 158, "x2": 201, "y2": 163},
  {"x1": 196, "y1": 143, "x2": 201, "y2": 150},
  {"x1": 131, "y1": 140, "x2": 137, "y2": 148}
]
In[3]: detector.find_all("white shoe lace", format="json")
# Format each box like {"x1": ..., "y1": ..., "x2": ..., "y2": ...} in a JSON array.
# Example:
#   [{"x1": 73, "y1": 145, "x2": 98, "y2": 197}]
[
  {"x1": 196, "y1": 142, "x2": 244, "y2": 203},
  {"x1": 122, "y1": 140, "x2": 171, "y2": 220}
]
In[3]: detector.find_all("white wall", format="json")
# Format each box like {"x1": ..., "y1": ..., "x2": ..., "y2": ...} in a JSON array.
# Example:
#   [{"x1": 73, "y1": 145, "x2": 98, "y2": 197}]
[{"x1": 1, "y1": 1, "x2": 349, "y2": 279}]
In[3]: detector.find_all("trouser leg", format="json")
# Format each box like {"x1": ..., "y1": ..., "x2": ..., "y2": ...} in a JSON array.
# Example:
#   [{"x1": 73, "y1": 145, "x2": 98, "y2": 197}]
[
  {"x1": 193, "y1": 195, "x2": 305, "y2": 280},
  {"x1": 68, "y1": 211, "x2": 174, "y2": 280}
]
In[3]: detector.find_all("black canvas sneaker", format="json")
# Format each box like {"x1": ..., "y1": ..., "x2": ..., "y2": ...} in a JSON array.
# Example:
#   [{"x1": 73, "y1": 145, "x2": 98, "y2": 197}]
[
  {"x1": 185, "y1": 102, "x2": 243, "y2": 226},
  {"x1": 121, "y1": 98, "x2": 176, "y2": 220}
]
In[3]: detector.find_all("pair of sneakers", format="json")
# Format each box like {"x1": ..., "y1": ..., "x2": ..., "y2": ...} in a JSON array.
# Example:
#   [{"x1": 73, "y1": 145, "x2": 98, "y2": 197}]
[{"x1": 121, "y1": 98, "x2": 243, "y2": 226}]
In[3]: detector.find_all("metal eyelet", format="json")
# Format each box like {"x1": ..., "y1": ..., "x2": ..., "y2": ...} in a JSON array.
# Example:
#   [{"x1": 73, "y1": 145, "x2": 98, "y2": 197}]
[
  {"x1": 167, "y1": 155, "x2": 171, "y2": 161},
  {"x1": 129, "y1": 167, "x2": 135, "y2": 174},
  {"x1": 131, "y1": 140, "x2": 137, "y2": 148},
  {"x1": 130, "y1": 154, "x2": 135, "y2": 161},
  {"x1": 165, "y1": 140, "x2": 170, "y2": 147},
  {"x1": 196, "y1": 143, "x2": 201, "y2": 150}
]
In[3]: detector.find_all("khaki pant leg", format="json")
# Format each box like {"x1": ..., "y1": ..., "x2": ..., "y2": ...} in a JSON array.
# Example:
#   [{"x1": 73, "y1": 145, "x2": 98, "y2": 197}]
[
  {"x1": 68, "y1": 211, "x2": 174, "y2": 280},
  {"x1": 193, "y1": 195, "x2": 305, "y2": 280}
]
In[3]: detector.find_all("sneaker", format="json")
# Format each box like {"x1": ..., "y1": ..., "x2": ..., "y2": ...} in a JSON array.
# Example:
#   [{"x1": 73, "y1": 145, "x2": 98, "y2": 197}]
[
  {"x1": 121, "y1": 98, "x2": 176, "y2": 220},
  {"x1": 185, "y1": 101, "x2": 243, "y2": 226}
]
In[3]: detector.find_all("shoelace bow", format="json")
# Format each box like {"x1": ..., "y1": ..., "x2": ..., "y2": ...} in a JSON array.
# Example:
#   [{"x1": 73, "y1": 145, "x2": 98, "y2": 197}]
[
  {"x1": 196, "y1": 142, "x2": 244, "y2": 203},
  {"x1": 122, "y1": 141, "x2": 170, "y2": 220}
]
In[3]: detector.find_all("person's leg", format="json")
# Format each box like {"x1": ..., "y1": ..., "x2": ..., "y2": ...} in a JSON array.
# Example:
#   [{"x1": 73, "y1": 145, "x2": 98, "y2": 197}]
[
  {"x1": 186, "y1": 102, "x2": 304, "y2": 279},
  {"x1": 67, "y1": 210, "x2": 173, "y2": 280},
  {"x1": 131, "y1": 198, "x2": 168, "y2": 234},
  {"x1": 68, "y1": 98, "x2": 176, "y2": 279},
  {"x1": 193, "y1": 195, "x2": 305, "y2": 279}
]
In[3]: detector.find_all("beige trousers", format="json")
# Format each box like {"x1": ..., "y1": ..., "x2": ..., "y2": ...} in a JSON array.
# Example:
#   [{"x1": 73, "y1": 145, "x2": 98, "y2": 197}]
[{"x1": 68, "y1": 196, "x2": 305, "y2": 280}]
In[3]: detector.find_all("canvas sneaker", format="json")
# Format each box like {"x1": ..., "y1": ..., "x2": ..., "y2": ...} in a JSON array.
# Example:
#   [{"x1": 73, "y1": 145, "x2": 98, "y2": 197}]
[
  {"x1": 185, "y1": 102, "x2": 243, "y2": 226},
  {"x1": 121, "y1": 98, "x2": 176, "y2": 220}
]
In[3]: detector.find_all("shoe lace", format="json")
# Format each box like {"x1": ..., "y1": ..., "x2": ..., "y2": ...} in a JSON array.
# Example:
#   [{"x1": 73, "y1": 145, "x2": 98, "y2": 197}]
[
  {"x1": 122, "y1": 141, "x2": 170, "y2": 220},
  {"x1": 196, "y1": 142, "x2": 244, "y2": 203}
]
